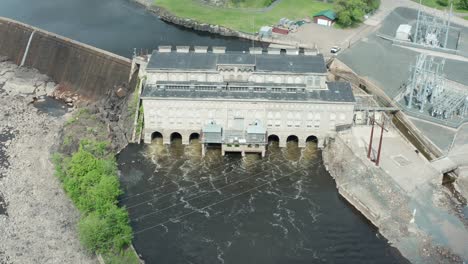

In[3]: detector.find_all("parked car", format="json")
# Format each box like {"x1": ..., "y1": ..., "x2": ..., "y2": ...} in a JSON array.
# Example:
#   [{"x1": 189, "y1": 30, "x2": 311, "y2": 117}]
[{"x1": 330, "y1": 46, "x2": 341, "y2": 54}]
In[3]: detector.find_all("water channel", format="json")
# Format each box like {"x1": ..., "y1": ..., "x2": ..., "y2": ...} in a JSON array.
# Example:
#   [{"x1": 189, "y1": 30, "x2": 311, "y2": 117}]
[{"x1": 1, "y1": 0, "x2": 409, "y2": 263}]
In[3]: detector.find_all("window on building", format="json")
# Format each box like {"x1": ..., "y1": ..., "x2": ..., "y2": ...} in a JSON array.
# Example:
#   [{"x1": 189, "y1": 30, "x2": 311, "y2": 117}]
[
  {"x1": 254, "y1": 87, "x2": 266, "y2": 92},
  {"x1": 275, "y1": 120, "x2": 281, "y2": 127},
  {"x1": 286, "y1": 88, "x2": 296, "y2": 93},
  {"x1": 315, "y1": 77, "x2": 321, "y2": 87},
  {"x1": 272, "y1": 88, "x2": 282, "y2": 93}
]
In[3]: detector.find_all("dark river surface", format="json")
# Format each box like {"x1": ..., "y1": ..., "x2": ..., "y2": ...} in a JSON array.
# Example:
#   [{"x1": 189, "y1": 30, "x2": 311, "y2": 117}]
[{"x1": 1, "y1": 0, "x2": 409, "y2": 263}]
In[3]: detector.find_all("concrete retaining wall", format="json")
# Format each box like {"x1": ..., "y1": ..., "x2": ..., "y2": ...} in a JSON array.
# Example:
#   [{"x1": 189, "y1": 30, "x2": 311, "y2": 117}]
[{"x1": 0, "y1": 17, "x2": 132, "y2": 99}]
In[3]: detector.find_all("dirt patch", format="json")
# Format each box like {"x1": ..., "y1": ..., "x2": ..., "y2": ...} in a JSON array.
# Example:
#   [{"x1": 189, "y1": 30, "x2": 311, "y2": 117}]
[{"x1": 0, "y1": 61, "x2": 95, "y2": 263}]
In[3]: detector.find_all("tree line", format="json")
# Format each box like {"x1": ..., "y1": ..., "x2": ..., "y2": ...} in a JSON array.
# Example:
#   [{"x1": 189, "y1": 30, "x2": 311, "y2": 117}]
[{"x1": 334, "y1": 0, "x2": 381, "y2": 27}]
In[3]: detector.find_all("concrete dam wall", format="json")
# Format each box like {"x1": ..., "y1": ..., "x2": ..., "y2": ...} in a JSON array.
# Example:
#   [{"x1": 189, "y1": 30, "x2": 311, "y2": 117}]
[{"x1": 0, "y1": 17, "x2": 132, "y2": 99}]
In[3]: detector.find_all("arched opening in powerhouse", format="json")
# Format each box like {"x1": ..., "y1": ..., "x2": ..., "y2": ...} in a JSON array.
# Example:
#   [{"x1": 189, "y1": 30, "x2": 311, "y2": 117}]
[
  {"x1": 151, "y1": 131, "x2": 163, "y2": 141},
  {"x1": 267, "y1": 134, "x2": 280, "y2": 143},
  {"x1": 189, "y1": 133, "x2": 200, "y2": 142},
  {"x1": 306, "y1": 135, "x2": 318, "y2": 143},
  {"x1": 170, "y1": 132, "x2": 182, "y2": 143},
  {"x1": 286, "y1": 135, "x2": 299, "y2": 143}
]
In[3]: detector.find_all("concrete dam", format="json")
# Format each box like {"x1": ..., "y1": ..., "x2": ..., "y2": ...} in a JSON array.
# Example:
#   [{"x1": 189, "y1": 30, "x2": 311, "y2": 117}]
[{"x1": 0, "y1": 17, "x2": 132, "y2": 99}]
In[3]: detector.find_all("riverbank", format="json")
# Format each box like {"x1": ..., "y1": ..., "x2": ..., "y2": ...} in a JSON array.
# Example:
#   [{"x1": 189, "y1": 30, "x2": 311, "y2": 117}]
[
  {"x1": 131, "y1": 0, "x2": 316, "y2": 48},
  {"x1": 0, "y1": 60, "x2": 95, "y2": 263}
]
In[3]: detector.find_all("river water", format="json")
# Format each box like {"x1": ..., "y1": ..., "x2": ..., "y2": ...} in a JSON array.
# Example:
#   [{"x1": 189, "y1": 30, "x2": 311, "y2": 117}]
[
  {"x1": 1, "y1": 0, "x2": 409, "y2": 263},
  {"x1": 0, "y1": 0, "x2": 254, "y2": 57},
  {"x1": 118, "y1": 139, "x2": 408, "y2": 264}
]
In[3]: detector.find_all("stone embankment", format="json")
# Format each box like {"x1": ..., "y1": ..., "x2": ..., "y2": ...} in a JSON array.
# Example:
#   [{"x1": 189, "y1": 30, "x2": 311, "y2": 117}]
[
  {"x1": 131, "y1": 0, "x2": 310, "y2": 48},
  {"x1": 0, "y1": 60, "x2": 95, "y2": 264},
  {"x1": 323, "y1": 136, "x2": 466, "y2": 264}
]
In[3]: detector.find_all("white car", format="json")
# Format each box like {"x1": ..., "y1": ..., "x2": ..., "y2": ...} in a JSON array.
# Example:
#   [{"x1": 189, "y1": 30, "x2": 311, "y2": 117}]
[{"x1": 330, "y1": 46, "x2": 341, "y2": 54}]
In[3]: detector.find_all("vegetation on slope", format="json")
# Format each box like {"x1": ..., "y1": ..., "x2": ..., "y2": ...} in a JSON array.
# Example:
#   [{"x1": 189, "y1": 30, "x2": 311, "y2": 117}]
[
  {"x1": 53, "y1": 109, "x2": 138, "y2": 264},
  {"x1": 413, "y1": 0, "x2": 468, "y2": 12},
  {"x1": 154, "y1": 0, "x2": 333, "y2": 33},
  {"x1": 335, "y1": 0, "x2": 380, "y2": 27}
]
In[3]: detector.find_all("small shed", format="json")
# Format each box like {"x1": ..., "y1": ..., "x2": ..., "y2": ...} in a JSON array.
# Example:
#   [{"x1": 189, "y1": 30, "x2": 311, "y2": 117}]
[
  {"x1": 259, "y1": 26, "x2": 272, "y2": 38},
  {"x1": 395, "y1": 24, "x2": 412, "y2": 41},
  {"x1": 202, "y1": 122, "x2": 222, "y2": 143},
  {"x1": 313, "y1": 10, "x2": 337, "y2": 27}
]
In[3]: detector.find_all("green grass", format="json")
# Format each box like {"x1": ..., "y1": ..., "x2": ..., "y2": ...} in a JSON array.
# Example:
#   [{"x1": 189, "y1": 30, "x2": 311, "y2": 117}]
[
  {"x1": 412, "y1": 0, "x2": 468, "y2": 13},
  {"x1": 135, "y1": 105, "x2": 144, "y2": 137},
  {"x1": 103, "y1": 247, "x2": 140, "y2": 264},
  {"x1": 464, "y1": 15, "x2": 468, "y2": 20},
  {"x1": 226, "y1": 0, "x2": 274, "y2": 8},
  {"x1": 154, "y1": 0, "x2": 333, "y2": 33}
]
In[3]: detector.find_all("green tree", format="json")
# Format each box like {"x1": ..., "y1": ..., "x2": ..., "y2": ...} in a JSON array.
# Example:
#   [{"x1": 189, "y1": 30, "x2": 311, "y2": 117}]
[
  {"x1": 458, "y1": 0, "x2": 468, "y2": 9},
  {"x1": 335, "y1": 0, "x2": 367, "y2": 27},
  {"x1": 365, "y1": 0, "x2": 381, "y2": 13},
  {"x1": 78, "y1": 206, "x2": 132, "y2": 253}
]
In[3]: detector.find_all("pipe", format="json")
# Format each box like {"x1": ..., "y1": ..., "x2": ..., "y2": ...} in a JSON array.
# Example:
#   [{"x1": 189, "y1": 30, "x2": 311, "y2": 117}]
[{"x1": 20, "y1": 30, "x2": 35, "y2": 67}]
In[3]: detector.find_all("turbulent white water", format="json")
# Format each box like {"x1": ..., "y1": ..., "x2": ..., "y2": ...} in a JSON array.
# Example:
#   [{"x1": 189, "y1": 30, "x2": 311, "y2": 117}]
[{"x1": 118, "y1": 139, "x2": 409, "y2": 264}]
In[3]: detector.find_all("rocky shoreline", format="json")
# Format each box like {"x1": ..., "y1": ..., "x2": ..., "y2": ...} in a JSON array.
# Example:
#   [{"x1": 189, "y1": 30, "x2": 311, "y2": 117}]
[
  {"x1": 0, "y1": 61, "x2": 95, "y2": 263},
  {"x1": 130, "y1": 0, "x2": 307, "y2": 48},
  {"x1": 131, "y1": 0, "x2": 246, "y2": 37}
]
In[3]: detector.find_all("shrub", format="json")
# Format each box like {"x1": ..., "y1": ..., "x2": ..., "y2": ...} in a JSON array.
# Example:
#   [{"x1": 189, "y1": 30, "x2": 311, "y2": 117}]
[{"x1": 53, "y1": 140, "x2": 132, "y2": 255}]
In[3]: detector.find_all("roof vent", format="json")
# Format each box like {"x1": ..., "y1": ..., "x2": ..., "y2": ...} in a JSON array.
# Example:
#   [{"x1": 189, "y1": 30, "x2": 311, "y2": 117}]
[
  {"x1": 194, "y1": 46, "x2": 208, "y2": 53},
  {"x1": 249, "y1": 47, "x2": 263, "y2": 54},
  {"x1": 285, "y1": 48, "x2": 299, "y2": 55},
  {"x1": 267, "y1": 48, "x2": 280, "y2": 55},
  {"x1": 158, "y1": 46, "x2": 172, "y2": 53},
  {"x1": 212, "y1": 46, "x2": 226, "y2": 54},
  {"x1": 176, "y1": 46, "x2": 190, "y2": 53}
]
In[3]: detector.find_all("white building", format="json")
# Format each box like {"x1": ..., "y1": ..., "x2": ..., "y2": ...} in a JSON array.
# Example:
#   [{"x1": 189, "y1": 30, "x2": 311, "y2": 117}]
[
  {"x1": 137, "y1": 46, "x2": 356, "y2": 156},
  {"x1": 396, "y1": 24, "x2": 412, "y2": 42}
]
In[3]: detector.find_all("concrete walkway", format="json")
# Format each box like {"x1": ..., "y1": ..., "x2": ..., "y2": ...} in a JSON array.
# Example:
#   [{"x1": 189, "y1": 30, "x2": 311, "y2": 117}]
[{"x1": 329, "y1": 125, "x2": 468, "y2": 263}]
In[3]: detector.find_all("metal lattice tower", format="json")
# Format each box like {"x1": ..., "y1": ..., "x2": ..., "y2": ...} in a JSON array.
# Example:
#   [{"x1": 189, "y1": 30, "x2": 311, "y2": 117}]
[
  {"x1": 405, "y1": 54, "x2": 446, "y2": 111},
  {"x1": 405, "y1": 54, "x2": 468, "y2": 120},
  {"x1": 414, "y1": 1, "x2": 453, "y2": 48}
]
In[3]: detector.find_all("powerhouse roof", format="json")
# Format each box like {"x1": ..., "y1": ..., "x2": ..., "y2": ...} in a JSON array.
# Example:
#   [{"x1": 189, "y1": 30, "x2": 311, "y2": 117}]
[
  {"x1": 146, "y1": 50, "x2": 327, "y2": 74},
  {"x1": 141, "y1": 81, "x2": 355, "y2": 103}
]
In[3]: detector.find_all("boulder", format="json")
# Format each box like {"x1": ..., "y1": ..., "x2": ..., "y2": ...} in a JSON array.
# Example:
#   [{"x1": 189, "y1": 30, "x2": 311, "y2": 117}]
[{"x1": 116, "y1": 87, "x2": 127, "y2": 98}]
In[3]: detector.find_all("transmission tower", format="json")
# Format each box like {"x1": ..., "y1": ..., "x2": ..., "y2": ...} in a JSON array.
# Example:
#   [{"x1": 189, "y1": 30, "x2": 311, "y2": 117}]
[
  {"x1": 405, "y1": 54, "x2": 468, "y2": 120},
  {"x1": 414, "y1": 1, "x2": 453, "y2": 48}
]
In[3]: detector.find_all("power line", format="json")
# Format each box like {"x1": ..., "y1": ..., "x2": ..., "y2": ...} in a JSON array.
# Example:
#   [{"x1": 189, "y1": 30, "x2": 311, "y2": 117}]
[
  {"x1": 124, "y1": 152, "x2": 285, "y2": 210},
  {"x1": 119, "y1": 148, "x2": 283, "y2": 202},
  {"x1": 100, "y1": 158, "x2": 322, "y2": 247},
  {"x1": 92, "y1": 148, "x2": 293, "y2": 237},
  {"x1": 133, "y1": 158, "x2": 322, "y2": 235},
  {"x1": 129, "y1": 158, "x2": 293, "y2": 221}
]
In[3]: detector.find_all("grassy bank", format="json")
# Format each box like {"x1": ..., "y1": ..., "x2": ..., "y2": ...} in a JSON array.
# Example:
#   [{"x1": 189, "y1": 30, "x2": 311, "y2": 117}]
[
  {"x1": 53, "y1": 109, "x2": 139, "y2": 264},
  {"x1": 154, "y1": 0, "x2": 333, "y2": 33},
  {"x1": 412, "y1": 0, "x2": 468, "y2": 13},
  {"x1": 226, "y1": 0, "x2": 274, "y2": 8}
]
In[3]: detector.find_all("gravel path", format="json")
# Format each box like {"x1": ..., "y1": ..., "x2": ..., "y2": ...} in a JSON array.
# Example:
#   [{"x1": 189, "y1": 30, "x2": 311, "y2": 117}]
[{"x1": 0, "y1": 61, "x2": 95, "y2": 264}]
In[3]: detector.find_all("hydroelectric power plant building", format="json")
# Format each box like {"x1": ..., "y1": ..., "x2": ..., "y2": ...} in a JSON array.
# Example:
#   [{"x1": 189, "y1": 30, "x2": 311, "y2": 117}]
[{"x1": 135, "y1": 46, "x2": 356, "y2": 156}]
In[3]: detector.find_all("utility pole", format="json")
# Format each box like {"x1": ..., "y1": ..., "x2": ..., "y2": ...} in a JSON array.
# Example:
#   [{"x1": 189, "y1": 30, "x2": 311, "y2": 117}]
[
  {"x1": 444, "y1": 2, "x2": 453, "y2": 48},
  {"x1": 367, "y1": 114, "x2": 387, "y2": 166},
  {"x1": 367, "y1": 112, "x2": 375, "y2": 159},
  {"x1": 375, "y1": 117, "x2": 385, "y2": 166}
]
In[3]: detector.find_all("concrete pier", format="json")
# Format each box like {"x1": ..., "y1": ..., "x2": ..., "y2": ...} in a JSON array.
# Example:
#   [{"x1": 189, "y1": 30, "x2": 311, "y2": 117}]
[{"x1": 323, "y1": 127, "x2": 468, "y2": 263}]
